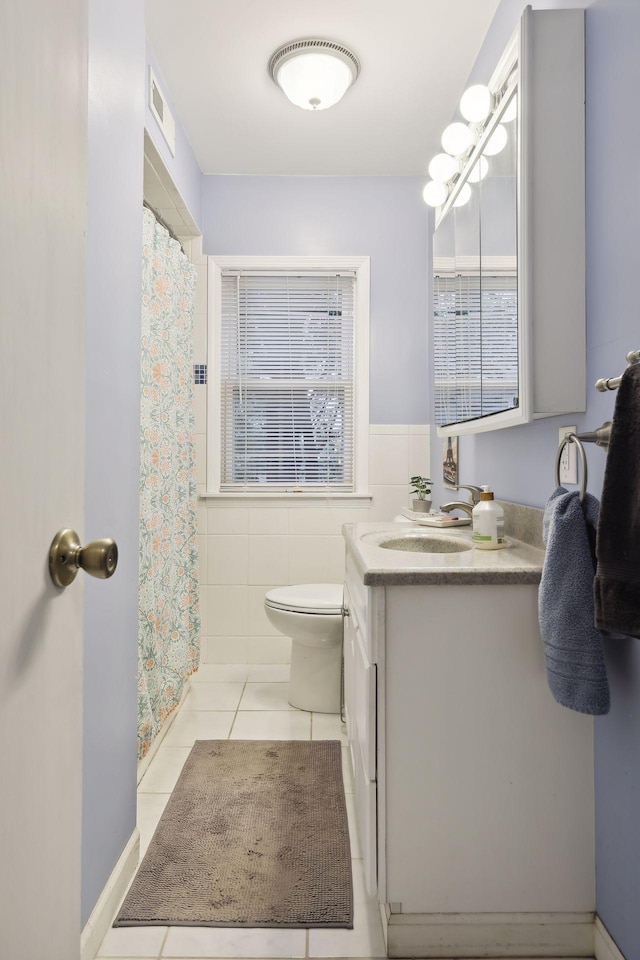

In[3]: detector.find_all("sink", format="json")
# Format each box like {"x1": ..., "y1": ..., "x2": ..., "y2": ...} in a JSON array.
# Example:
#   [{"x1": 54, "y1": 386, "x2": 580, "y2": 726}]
[{"x1": 376, "y1": 534, "x2": 473, "y2": 554}]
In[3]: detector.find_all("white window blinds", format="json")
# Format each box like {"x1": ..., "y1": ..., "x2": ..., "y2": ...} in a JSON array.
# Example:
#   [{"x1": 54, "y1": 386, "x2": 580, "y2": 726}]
[
  {"x1": 219, "y1": 272, "x2": 356, "y2": 492},
  {"x1": 433, "y1": 272, "x2": 518, "y2": 427}
]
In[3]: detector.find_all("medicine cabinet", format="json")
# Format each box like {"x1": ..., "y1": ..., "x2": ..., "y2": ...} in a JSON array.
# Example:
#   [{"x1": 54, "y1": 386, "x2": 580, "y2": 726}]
[{"x1": 432, "y1": 7, "x2": 586, "y2": 437}]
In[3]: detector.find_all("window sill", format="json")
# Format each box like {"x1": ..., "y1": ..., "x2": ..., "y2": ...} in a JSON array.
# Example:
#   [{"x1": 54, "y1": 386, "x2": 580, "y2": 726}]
[{"x1": 200, "y1": 491, "x2": 372, "y2": 507}]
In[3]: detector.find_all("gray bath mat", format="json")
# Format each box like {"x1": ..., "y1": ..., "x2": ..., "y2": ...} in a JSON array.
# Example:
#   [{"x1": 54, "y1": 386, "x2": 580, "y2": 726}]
[{"x1": 115, "y1": 739, "x2": 353, "y2": 928}]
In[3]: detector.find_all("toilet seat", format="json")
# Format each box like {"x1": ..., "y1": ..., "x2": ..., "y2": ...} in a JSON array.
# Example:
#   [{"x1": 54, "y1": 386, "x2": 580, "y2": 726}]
[{"x1": 264, "y1": 583, "x2": 343, "y2": 616}]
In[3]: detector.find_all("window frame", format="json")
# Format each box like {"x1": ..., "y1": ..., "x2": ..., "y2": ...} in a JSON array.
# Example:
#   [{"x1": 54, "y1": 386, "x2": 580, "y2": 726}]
[{"x1": 206, "y1": 255, "x2": 370, "y2": 501}]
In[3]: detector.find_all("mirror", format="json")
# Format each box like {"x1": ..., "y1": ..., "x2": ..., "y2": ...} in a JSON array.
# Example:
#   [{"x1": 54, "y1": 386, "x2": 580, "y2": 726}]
[{"x1": 433, "y1": 88, "x2": 519, "y2": 432}]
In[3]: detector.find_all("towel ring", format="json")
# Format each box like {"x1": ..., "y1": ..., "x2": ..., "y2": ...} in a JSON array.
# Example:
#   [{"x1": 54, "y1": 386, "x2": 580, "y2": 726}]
[{"x1": 554, "y1": 433, "x2": 588, "y2": 502}]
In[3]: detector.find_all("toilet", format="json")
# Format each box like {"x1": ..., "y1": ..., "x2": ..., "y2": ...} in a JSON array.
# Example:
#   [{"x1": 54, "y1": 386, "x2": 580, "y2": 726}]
[{"x1": 264, "y1": 583, "x2": 344, "y2": 714}]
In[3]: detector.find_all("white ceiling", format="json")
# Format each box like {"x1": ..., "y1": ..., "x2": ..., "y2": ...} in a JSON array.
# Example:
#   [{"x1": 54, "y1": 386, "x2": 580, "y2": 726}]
[{"x1": 145, "y1": 0, "x2": 502, "y2": 176}]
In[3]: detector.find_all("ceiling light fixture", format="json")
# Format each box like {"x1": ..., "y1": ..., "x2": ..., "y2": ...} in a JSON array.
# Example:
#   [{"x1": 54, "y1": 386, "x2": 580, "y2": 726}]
[{"x1": 269, "y1": 38, "x2": 360, "y2": 111}]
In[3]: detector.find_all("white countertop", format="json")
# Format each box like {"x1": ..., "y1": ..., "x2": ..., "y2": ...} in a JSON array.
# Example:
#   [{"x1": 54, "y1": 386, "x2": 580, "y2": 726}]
[{"x1": 343, "y1": 521, "x2": 545, "y2": 586}]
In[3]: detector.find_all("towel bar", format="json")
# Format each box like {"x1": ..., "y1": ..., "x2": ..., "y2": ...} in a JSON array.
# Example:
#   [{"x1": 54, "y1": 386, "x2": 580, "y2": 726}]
[{"x1": 595, "y1": 349, "x2": 640, "y2": 392}]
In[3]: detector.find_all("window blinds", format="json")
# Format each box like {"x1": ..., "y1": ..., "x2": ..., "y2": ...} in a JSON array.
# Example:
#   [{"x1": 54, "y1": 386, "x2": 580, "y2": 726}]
[
  {"x1": 433, "y1": 272, "x2": 518, "y2": 427},
  {"x1": 219, "y1": 272, "x2": 356, "y2": 492}
]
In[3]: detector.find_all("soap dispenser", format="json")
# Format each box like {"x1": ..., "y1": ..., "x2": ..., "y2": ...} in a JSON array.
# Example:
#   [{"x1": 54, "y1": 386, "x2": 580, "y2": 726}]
[{"x1": 472, "y1": 486, "x2": 506, "y2": 550}]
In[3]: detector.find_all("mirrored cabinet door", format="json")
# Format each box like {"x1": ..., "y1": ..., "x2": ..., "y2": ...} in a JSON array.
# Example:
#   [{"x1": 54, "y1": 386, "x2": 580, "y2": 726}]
[
  {"x1": 478, "y1": 88, "x2": 518, "y2": 419},
  {"x1": 431, "y1": 7, "x2": 586, "y2": 438}
]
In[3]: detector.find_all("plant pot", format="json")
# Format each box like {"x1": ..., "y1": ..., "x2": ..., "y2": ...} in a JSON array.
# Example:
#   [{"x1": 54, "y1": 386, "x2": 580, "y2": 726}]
[{"x1": 411, "y1": 499, "x2": 432, "y2": 513}]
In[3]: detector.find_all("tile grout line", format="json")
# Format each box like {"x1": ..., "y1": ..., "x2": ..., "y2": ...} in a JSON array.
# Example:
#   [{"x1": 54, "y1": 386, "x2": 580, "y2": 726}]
[
  {"x1": 157, "y1": 924, "x2": 170, "y2": 960},
  {"x1": 227, "y1": 676, "x2": 249, "y2": 739}
]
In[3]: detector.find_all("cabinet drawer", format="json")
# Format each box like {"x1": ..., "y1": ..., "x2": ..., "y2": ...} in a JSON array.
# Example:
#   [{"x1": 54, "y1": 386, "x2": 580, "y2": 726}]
[{"x1": 353, "y1": 738, "x2": 377, "y2": 898}]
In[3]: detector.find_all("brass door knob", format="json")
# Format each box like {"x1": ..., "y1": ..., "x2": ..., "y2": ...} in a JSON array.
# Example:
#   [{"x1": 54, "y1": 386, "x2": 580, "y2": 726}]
[{"x1": 49, "y1": 529, "x2": 118, "y2": 588}]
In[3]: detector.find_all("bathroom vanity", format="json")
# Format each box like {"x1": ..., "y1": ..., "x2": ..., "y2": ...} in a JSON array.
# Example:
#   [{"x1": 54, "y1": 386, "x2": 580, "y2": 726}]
[{"x1": 342, "y1": 522, "x2": 595, "y2": 958}]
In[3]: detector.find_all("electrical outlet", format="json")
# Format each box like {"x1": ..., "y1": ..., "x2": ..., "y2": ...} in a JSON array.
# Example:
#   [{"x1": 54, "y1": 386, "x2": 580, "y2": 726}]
[{"x1": 558, "y1": 425, "x2": 578, "y2": 484}]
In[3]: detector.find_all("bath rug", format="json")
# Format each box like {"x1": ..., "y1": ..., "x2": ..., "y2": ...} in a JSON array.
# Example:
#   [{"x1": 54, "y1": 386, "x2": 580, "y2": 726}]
[{"x1": 115, "y1": 739, "x2": 353, "y2": 928}]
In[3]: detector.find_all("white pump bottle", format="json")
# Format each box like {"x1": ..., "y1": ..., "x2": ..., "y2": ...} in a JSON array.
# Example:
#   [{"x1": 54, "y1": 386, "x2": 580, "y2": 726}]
[{"x1": 472, "y1": 485, "x2": 506, "y2": 550}]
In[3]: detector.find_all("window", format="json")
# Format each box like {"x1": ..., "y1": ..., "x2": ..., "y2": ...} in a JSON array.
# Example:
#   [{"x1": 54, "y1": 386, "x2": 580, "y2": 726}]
[{"x1": 208, "y1": 257, "x2": 369, "y2": 498}]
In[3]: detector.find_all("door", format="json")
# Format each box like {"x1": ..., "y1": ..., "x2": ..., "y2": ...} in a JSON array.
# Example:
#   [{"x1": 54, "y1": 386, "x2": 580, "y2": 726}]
[{"x1": 0, "y1": 1, "x2": 87, "y2": 956}]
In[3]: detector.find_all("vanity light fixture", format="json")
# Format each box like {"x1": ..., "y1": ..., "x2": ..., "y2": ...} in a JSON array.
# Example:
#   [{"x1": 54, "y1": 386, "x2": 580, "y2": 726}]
[
  {"x1": 268, "y1": 38, "x2": 360, "y2": 111},
  {"x1": 441, "y1": 122, "x2": 475, "y2": 157},
  {"x1": 428, "y1": 153, "x2": 460, "y2": 183},
  {"x1": 467, "y1": 155, "x2": 489, "y2": 183},
  {"x1": 483, "y1": 123, "x2": 508, "y2": 156},
  {"x1": 423, "y1": 180, "x2": 449, "y2": 208},
  {"x1": 459, "y1": 84, "x2": 493, "y2": 123},
  {"x1": 453, "y1": 182, "x2": 472, "y2": 207}
]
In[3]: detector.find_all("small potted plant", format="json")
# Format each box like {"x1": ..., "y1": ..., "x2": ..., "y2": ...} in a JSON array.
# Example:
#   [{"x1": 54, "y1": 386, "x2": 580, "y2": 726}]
[{"x1": 410, "y1": 475, "x2": 433, "y2": 513}]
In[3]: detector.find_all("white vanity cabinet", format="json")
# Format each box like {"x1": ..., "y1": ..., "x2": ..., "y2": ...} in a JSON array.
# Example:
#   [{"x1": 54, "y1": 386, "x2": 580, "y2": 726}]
[{"x1": 343, "y1": 529, "x2": 596, "y2": 959}]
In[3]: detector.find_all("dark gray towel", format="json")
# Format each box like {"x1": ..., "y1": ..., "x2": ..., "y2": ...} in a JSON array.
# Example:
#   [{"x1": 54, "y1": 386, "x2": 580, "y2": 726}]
[
  {"x1": 594, "y1": 363, "x2": 640, "y2": 636},
  {"x1": 538, "y1": 486, "x2": 609, "y2": 715}
]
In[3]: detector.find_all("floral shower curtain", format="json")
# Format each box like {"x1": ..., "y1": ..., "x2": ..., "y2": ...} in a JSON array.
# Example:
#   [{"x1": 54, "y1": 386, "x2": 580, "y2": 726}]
[{"x1": 138, "y1": 207, "x2": 200, "y2": 759}]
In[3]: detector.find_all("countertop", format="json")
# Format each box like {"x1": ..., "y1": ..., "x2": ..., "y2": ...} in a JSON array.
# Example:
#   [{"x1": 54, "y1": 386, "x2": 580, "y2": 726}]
[{"x1": 343, "y1": 521, "x2": 545, "y2": 586}]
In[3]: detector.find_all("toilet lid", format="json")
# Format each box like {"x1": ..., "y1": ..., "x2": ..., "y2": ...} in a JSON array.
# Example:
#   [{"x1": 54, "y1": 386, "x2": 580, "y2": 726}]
[{"x1": 265, "y1": 583, "x2": 344, "y2": 615}]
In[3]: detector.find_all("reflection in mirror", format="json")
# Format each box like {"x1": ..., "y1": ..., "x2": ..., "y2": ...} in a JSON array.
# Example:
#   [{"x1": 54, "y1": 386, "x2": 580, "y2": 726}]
[{"x1": 433, "y1": 88, "x2": 518, "y2": 429}]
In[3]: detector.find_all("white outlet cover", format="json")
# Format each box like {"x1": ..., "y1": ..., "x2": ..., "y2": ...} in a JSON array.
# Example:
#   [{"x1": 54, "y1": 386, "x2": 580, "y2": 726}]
[{"x1": 558, "y1": 425, "x2": 578, "y2": 484}]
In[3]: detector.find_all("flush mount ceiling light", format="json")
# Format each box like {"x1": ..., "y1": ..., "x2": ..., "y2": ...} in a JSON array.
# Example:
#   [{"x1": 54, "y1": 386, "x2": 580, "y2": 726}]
[{"x1": 269, "y1": 38, "x2": 360, "y2": 111}]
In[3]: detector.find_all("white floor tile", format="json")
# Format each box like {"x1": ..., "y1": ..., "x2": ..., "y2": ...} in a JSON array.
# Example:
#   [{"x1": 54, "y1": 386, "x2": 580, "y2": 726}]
[
  {"x1": 136, "y1": 792, "x2": 170, "y2": 855},
  {"x1": 231, "y1": 710, "x2": 311, "y2": 740},
  {"x1": 161, "y1": 925, "x2": 306, "y2": 958},
  {"x1": 247, "y1": 664, "x2": 290, "y2": 682},
  {"x1": 239, "y1": 682, "x2": 294, "y2": 711},
  {"x1": 192, "y1": 663, "x2": 250, "y2": 682},
  {"x1": 311, "y1": 712, "x2": 348, "y2": 744},
  {"x1": 187, "y1": 682, "x2": 244, "y2": 711},
  {"x1": 163, "y1": 711, "x2": 235, "y2": 747},
  {"x1": 96, "y1": 925, "x2": 167, "y2": 957},
  {"x1": 308, "y1": 862, "x2": 386, "y2": 957},
  {"x1": 138, "y1": 746, "x2": 191, "y2": 794}
]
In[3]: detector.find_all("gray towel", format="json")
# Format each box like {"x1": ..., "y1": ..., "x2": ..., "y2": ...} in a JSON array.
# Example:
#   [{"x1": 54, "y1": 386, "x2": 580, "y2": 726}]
[
  {"x1": 538, "y1": 485, "x2": 610, "y2": 715},
  {"x1": 594, "y1": 363, "x2": 640, "y2": 636}
]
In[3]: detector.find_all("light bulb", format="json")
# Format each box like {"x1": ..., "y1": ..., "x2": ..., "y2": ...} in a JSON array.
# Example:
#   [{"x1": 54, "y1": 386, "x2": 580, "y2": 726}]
[
  {"x1": 502, "y1": 95, "x2": 517, "y2": 122},
  {"x1": 423, "y1": 181, "x2": 448, "y2": 208},
  {"x1": 453, "y1": 183, "x2": 472, "y2": 207},
  {"x1": 460, "y1": 84, "x2": 493, "y2": 123},
  {"x1": 428, "y1": 153, "x2": 459, "y2": 183},
  {"x1": 483, "y1": 124, "x2": 507, "y2": 156},
  {"x1": 467, "y1": 156, "x2": 489, "y2": 183},
  {"x1": 441, "y1": 122, "x2": 475, "y2": 157}
]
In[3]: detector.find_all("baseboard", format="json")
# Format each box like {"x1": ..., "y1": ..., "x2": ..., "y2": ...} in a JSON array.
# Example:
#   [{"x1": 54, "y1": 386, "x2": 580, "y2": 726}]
[
  {"x1": 384, "y1": 911, "x2": 595, "y2": 958},
  {"x1": 595, "y1": 916, "x2": 626, "y2": 960},
  {"x1": 80, "y1": 828, "x2": 140, "y2": 960}
]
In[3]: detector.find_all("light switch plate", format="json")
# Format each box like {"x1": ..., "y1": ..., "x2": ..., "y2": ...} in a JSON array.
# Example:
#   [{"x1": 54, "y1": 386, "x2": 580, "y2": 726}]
[{"x1": 558, "y1": 426, "x2": 578, "y2": 484}]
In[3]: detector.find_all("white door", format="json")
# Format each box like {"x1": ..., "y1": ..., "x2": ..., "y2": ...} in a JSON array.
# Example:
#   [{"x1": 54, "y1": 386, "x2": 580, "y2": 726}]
[{"x1": 0, "y1": 1, "x2": 88, "y2": 956}]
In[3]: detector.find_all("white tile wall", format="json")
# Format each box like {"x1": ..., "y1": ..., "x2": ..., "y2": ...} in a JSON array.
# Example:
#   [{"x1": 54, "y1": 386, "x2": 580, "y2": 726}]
[{"x1": 187, "y1": 244, "x2": 432, "y2": 663}]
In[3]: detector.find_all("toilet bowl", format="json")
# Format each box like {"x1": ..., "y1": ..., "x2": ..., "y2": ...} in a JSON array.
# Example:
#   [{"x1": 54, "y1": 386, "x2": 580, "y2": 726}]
[{"x1": 264, "y1": 583, "x2": 344, "y2": 714}]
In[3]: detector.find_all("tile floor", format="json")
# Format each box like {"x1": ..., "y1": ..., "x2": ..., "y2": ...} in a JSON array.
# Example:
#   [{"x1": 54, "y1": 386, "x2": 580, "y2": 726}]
[{"x1": 96, "y1": 663, "x2": 386, "y2": 960}]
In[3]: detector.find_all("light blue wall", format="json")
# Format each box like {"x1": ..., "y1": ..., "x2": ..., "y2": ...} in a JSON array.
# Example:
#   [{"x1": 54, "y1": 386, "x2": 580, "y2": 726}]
[
  {"x1": 202, "y1": 175, "x2": 431, "y2": 425},
  {"x1": 438, "y1": 1, "x2": 640, "y2": 956},
  {"x1": 146, "y1": 46, "x2": 204, "y2": 231},
  {"x1": 83, "y1": 0, "x2": 144, "y2": 925}
]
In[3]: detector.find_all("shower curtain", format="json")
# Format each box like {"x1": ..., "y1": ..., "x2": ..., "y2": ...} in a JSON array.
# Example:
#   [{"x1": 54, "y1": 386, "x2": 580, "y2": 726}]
[{"x1": 138, "y1": 207, "x2": 201, "y2": 759}]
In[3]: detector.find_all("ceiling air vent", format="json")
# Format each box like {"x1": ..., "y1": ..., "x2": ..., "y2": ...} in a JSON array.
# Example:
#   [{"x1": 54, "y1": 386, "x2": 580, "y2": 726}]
[{"x1": 149, "y1": 67, "x2": 175, "y2": 157}]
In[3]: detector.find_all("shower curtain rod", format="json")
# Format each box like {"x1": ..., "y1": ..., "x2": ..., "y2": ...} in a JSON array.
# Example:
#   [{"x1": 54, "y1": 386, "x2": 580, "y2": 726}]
[{"x1": 143, "y1": 200, "x2": 185, "y2": 255}]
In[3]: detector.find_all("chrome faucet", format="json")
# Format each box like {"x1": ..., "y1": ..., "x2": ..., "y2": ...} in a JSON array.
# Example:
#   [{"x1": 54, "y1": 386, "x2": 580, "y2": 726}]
[{"x1": 439, "y1": 484, "x2": 483, "y2": 518}]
